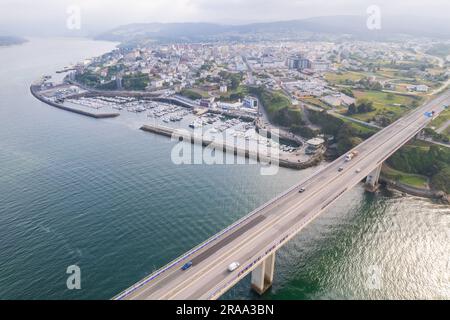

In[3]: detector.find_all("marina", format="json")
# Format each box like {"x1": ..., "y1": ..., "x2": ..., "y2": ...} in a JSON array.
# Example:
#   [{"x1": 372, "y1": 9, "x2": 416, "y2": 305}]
[
  {"x1": 31, "y1": 81, "x2": 318, "y2": 162},
  {"x1": 1, "y1": 35, "x2": 447, "y2": 302}
]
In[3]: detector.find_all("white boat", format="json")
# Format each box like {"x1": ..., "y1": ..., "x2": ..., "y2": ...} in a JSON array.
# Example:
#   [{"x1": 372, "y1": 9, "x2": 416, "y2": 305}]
[{"x1": 189, "y1": 121, "x2": 203, "y2": 128}]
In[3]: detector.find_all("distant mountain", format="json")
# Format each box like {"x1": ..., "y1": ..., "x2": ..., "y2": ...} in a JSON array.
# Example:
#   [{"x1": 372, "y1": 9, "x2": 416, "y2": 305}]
[
  {"x1": 96, "y1": 15, "x2": 450, "y2": 44},
  {"x1": 0, "y1": 36, "x2": 27, "y2": 46}
]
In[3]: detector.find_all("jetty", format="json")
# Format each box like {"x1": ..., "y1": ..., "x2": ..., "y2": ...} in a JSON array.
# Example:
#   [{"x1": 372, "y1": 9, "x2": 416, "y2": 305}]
[
  {"x1": 30, "y1": 85, "x2": 120, "y2": 119},
  {"x1": 140, "y1": 124, "x2": 322, "y2": 170}
]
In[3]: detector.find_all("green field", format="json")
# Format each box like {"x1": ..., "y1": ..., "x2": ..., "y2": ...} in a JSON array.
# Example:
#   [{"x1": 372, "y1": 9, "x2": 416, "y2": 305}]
[
  {"x1": 430, "y1": 109, "x2": 450, "y2": 129},
  {"x1": 325, "y1": 71, "x2": 367, "y2": 83},
  {"x1": 443, "y1": 126, "x2": 450, "y2": 140},
  {"x1": 349, "y1": 90, "x2": 421, "y2": 122},
  {"x1": 382, "y1": 165, "x2": 429, "y2": 189},
  {"x1": 339, "y1": 117, "x2": 378, "y2": 135},
  {"x1": 218, "y1": 85, "x2": 248, "y2": 101},
  {"x1": 325, "y1": 68, "x2": 407, "y2": 85},
  {"x1": 325, "y1": 66, "x2": 443, "y2": 94},
  {"x1": 179, "y1": 88, "x2": 209, "y2": 100}
]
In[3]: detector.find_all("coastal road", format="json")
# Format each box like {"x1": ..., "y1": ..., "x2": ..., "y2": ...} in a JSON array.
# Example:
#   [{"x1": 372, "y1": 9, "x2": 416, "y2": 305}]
[{"x1": 115, "y1": 90, "x2": 450, "y2": 300}]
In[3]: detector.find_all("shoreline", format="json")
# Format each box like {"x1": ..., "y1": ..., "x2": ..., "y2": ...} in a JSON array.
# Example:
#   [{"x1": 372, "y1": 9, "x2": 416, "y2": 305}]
[
  {"x1": 30, "y1": 78, "x2": 449, "y2": 202},
  {"x1": 380, "y1": 176, "x2": 449, "y2": 203}
]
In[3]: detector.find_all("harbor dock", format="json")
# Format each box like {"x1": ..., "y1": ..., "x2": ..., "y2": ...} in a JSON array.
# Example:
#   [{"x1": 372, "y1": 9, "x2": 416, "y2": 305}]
[
  {"x1": 30, "y1": 85, "x2": 120, "y2": 119},
  {"x1": 140, "y1": 124, "x2": 322, "y2": 170}
]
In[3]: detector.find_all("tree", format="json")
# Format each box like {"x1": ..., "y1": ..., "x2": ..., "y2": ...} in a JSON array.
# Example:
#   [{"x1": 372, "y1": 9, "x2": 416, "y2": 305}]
[
  {"x1": 355, "y1": 98, "x2": 374, "y2": 113},
  {"x1": 347, "y1": 103, "x2": 357, "y2": 115}
]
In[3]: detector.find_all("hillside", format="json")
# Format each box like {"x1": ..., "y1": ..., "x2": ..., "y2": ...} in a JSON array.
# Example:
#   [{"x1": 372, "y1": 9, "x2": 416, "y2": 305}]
[
  {"x1": 96, "y1": 15, "x2": 450, "y2": 44},
  {"x1": 0, "y1": 36, "x2": 27, "y2": 46}
]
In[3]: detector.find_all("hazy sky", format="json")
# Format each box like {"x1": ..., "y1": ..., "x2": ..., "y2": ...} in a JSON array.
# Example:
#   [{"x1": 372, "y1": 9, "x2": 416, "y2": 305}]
[{"x1": 1, "y1": 0, "x2": 449, "y2": 36}]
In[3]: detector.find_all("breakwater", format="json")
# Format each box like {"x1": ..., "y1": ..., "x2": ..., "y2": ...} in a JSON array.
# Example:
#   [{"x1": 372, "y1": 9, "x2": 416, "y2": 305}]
[
  {"x1": 30, "y1": 85, "x2": 120, "y2": 119},
  {"x1": 140, "y1": 124, "x2": 322, "y2": 170}
]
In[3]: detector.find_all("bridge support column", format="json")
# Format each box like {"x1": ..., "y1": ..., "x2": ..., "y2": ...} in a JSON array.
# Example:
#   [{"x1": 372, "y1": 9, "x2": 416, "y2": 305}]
[
  {"x1": 251, "y1": 252, "x2": 275, "y2": 295},
  {"x1": 365, "y1": 163, "x2": 382, "y2": 192}
]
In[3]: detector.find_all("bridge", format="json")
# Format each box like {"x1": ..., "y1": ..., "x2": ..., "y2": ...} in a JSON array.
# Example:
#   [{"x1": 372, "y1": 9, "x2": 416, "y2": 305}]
[{"x1": 114, "y1": 90, "x2": 450, "y2": 300}]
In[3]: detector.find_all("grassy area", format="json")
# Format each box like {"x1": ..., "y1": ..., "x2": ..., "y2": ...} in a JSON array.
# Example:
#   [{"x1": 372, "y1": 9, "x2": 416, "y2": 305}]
[
  {"x1": 387, "y1": 141, "x2": 450, "y2": 193},
  {"x1": 302, "y1": 97, "x2": 331, "y2": 110},
  {"x1": 430, "y1": 109, "x2": 450, "y2": 129},
  {"x1": 339, "y1": 117, "x2": 378, "y2": 135},
  {"x1": 443, "y1": 126, "x2": 450, "y2": 140},
  {"x1": 325, "y1": 71, "x2": 367, "y2": 83},
  {"x1": 249, "y1": 87, "x2": 291, "y2": 113},
  {"x1": 326, "y1": 66, "x2": 443, "y2": 93},
  {"x1": 349, "y1": 90, "x2": 421, "y2": 122},
  {"x1": 122, "y1": 73, "x2": 149, "y2": 91},
  {"x1": 325, "y1": 68, "x2": 414, "y2": 86},
  {"x1": 179, "y1": 88, "x2": 209, "y2": 100},
  {"x1": 248, "y1": 86, "x2": 301, "y2": 126},
  {"x1": 218, "y1": 85, "x2": 248, "y2": 101},
  {"x1": 382, "y1": 165, "x2": 429, "y2": 189}
]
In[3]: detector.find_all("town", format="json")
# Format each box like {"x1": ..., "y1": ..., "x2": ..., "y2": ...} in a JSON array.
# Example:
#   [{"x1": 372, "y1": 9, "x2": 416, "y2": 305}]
[{"x1": 32, "y1": 37, "x2": 450, "y2": 194}]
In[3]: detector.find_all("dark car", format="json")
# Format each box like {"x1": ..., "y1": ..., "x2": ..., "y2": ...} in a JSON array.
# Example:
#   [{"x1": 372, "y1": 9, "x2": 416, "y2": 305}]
[
  {"x1": 181, "y1": 261, "x2": 193, "y2": 271},
  {"x1": 338, "y1": 167, "x2": 344, "y2": 172}
]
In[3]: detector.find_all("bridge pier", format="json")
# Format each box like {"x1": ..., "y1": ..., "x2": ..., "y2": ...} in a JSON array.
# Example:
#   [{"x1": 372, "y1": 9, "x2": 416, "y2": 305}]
[
  {"x1": 251, "y1": 252, "x2": 275, "y2": 295},
  {"x1": 365, "y1": 164, "x2": 382, "y2": 192}
]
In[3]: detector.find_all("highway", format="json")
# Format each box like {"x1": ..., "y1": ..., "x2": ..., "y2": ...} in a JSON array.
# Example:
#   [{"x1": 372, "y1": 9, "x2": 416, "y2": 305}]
[{"x1": 114, "y1": 90, "x2": 450, "y2": 300}]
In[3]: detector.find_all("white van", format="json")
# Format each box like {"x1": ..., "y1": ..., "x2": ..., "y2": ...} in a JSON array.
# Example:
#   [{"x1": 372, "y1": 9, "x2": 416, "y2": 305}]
[{"x1": 228, "y1": 262, "x2": 240, "y2": 272}]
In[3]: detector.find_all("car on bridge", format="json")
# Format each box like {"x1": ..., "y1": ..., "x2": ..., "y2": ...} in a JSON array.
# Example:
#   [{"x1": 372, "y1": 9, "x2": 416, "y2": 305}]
[
  {"x1": 345, "y1": 151, "x2": 359, "y2": 162},
  {"x1": 228, "y1": 262, "x2": 240, "y2": 272},
  {"x1": 181, "y1": 261, "x2": 193, "y2": 271}
]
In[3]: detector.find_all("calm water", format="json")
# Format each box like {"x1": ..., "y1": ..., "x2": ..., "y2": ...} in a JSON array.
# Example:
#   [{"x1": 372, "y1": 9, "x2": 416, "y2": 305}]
[{"x1": 0, "y1": 38, "x2": 448, "y2": 300}]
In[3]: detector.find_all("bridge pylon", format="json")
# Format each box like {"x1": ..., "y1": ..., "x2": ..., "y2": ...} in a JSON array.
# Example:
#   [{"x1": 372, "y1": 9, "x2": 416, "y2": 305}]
[
  {"x1": 251, "y1": 252, "x2": 275, "y2": 295},
  {"x1": 365, "y1": 163, "x2": 382, "y2": 192}
]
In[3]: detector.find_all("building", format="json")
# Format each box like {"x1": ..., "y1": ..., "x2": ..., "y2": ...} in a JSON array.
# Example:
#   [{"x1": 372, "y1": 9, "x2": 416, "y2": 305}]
[
  {"x1": 287, "y1": 55, "x2": 311, "y2": 71},
  {"x1": 150, "y1": 79, "x2": 164, "y2": 89},
  {"x1": 200, "y1": 97, "x2": 215, "y2": 108},
  {"x1": 243, "y1": 96, "x2": 258, "y2": 109},
  {"x1": 407, "y1": 84, "x2": 429, "y2": 92},
  {"x1": 298, "y1": 58, "x2": 312, "y2": 70},
  {"x1": 287, "y1": 55, "x2": 301, "y2": 69},
  {"x1": 311, "y1": 60, "x2": 330, "y2": 72},
  {"x1": 305, "y1": 137, "x2": 325, "y2": 154},
  {"x1": 219, "y1": 83, "x2": 228, "y2": 93}
]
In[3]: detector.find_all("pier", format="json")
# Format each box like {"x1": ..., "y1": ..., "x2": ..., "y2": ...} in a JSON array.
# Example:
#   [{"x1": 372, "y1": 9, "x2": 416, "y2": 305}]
[
  {"x1": 30, "y1": 85, "x2": 120, "y2": 119},
  {"x1": 140, "y1": 124, "x2": 322, "y2": 170}
]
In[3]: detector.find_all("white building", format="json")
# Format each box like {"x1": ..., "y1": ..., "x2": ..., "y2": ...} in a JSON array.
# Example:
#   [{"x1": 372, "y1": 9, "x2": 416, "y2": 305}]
[
  {"x1": 311, "y1": 60, "x2": 330, "y2": 72},
  {"x1": 243, "y1": 96, "x2": 258, "y2": 108},
  {"x1": 407, "y1": 84, "x2": 429, "y2": 92},
  {"x1": 151, "y1": 80, "x2": 164, "y2": 89}
]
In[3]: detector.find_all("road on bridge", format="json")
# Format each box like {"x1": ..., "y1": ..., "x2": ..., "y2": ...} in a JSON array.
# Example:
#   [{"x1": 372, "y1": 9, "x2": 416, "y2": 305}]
[{"x1": 114, "y1": 90, "x2": 450, "y2": 300}]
